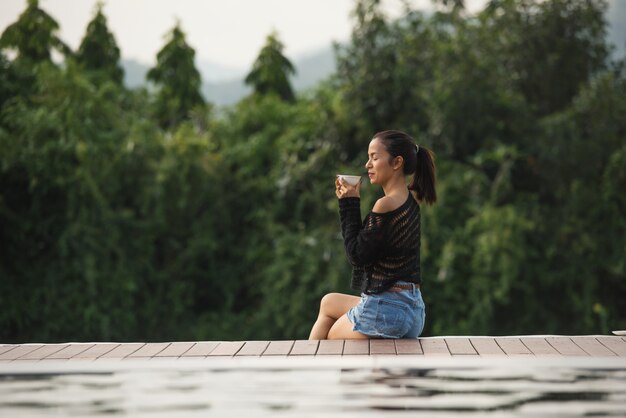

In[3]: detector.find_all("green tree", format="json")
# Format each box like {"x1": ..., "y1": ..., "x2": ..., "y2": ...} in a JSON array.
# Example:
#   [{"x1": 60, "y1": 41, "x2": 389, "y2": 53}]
[
  {"x1": 244, "y1": 30, "x2": 296, "y2": 102},
  {"x1": 482, "y1": 0, "x2": 610, "y2": 115},
  {"x1": 75, "y1": 2, "x2": 124, "y2": 85},
  {"x1": 147, "y1": 23, "x2": 205, "y2": 129},
  {"x1": 0, "y1": 0, "x2": 70, "y2": 65},
  {"x1": 532, "y1": 72, "x2": 626, "y2": 333},
  {"x1": 334, "y1": 0, "x2": 396, "y2": 156},
  {"x1": 0, "y1": 52, "x2": 21, "y2": 114}
]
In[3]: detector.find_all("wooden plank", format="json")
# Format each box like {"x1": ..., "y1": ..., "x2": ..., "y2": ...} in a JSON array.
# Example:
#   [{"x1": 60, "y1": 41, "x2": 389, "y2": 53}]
[
  {"x1": 520, "y1": 337, "x2": 560, "y2": 356},
  {"x1": 46, "y1": 344, "x2": 95, "y2": 360},
  {"x1": 446, "y1": 338, "x2": 478, "y2": 355},
  {"x1": 344, "y1": 339, "x2": 369, "y2": 355},
  {"x1": 0, "y1": 345, "x2": 17, "y2": 356},
  {"x1": 290, "y1": 340, "x2": 319, "y2": 356},
  {"x1": 420, "y1": 338, "x2": 451, "y2": 356},
  {"x1": 597, "y1": 336, "x2": 626, "y2": 356},
  {"x1": 0, "y1": 345, "x2": 43, "y2": 361},
  {"x1": 370, "y1": 339, "x2": 396, "y2": 355},
  {"x1": 99, "y1": 343, "x2": 145, "y2": 359},
  {"x1": 470, "y1": 338, "x2": 506, "y2": 356},
  {"x1": 17, "y1": 344, "x2": 68, "y2": 360},
  {"x1": 546, "y1": 337, "x2": 588, "y2": 356},
  {"x1": 262, "y1": 340, "x2": 294, "y2": 356},
  {"x1": 207, "y1": 341, "x2": 245, "y2": 356},
  {"x1": 571, "y1": 336, "x2": 616, "y2": 356},
  {"x1": 71, "y1": 343, "x2": 120, "y2": 359},
  {"x1": 495, "y1": 338, "x2": 533, "y2": 355},
  {"x1": 236, "y1": 341, "x2": 270, "y2": 356},
  {"x1": 317, "y1": 339, "x2": 344, "y2": 355},
  {"x1": 395, "y1": 339, "x2": 423, "y2": 355},
  {"x1": 153, "y1": 342, "x2": 195, "y2": 357},
  {"x1": 127, "y1": 343, "x2": 170, "y2": 358},
  {"x1": 181, "y1": 342, "x2": 219, "y2": 357}
]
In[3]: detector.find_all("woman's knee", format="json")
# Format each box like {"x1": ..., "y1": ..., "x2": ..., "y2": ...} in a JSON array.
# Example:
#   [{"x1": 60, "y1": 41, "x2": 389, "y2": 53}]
[
  {"x1": 320, "y1": 293, "x2": 337, "y2": 312},
  {"x1": 319, "y1": 293, "x2": 339, "y2": 314},
  {"x1": 319, "y1": 292, "x2": 358, "y2": 319}
]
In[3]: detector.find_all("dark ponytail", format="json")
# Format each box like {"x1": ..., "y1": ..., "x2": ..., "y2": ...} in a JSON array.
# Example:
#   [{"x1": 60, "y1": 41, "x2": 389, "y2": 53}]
[{"x1": 373, "y1": 130, "x2": 437, "y2": 205}]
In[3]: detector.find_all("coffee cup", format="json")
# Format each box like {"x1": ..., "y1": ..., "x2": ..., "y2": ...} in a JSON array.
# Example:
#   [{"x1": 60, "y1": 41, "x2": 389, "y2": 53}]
[{"x1": 336, "y1": 174, "x2": 362, "y2": 186}]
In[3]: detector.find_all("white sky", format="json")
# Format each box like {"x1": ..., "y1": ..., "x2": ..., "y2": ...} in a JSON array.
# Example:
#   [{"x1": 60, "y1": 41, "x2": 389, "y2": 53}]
[{"x1": 0, "y1": 0, "x2": 488, "y2": 73}]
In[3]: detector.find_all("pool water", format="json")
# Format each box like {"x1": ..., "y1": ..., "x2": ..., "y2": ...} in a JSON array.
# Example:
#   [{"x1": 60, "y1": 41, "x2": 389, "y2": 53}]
[{"x1": 1, "y1": 357, "x2": 624, "y2": 417}]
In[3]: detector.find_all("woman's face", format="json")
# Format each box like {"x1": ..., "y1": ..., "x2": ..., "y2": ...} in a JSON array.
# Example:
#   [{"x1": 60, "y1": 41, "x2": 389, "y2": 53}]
[{"x1": 365, "y1": 137, "x2": 400, "y2": 185}]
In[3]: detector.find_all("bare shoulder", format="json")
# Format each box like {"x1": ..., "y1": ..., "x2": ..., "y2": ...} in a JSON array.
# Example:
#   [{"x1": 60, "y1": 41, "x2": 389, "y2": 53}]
[{"x1": 372, "y1": 195, "x2": 403, "y2": 214}]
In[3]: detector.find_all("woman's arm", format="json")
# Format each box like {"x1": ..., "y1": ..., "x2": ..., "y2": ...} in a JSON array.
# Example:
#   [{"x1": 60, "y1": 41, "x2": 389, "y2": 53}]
[
  {"x1": 335, "y1": 176, "x2": 388, "y2": 265},
  {"x1": 339, "y1": 197, "x2": 387, "y2": 266}
]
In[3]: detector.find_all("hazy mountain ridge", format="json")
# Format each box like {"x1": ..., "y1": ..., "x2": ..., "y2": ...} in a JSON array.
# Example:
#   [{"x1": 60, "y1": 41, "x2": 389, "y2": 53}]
[{"x1": 122, "y1": 46, "x2": 336, "y2": 106}]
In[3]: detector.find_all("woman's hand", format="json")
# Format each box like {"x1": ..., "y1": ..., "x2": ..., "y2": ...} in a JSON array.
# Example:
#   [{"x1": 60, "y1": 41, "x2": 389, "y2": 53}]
[{"x1": 335, "y1": 177, "x2": 361, "y2": 199}]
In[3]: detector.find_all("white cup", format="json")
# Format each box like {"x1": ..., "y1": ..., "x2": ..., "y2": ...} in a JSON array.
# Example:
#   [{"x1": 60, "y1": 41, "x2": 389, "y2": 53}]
[{"x1": 336, "y1": 174, "x2": 362, "y2": 186}]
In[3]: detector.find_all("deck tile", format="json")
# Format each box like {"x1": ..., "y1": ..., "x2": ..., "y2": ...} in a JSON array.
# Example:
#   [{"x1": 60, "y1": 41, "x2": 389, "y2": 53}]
[
  {"x1": 154, "y1": 342, "x2": 195, "y2": 357},
  {"x1": 127, "y1": 343, "x2": 170, "y2": 358},
  {"x1": 546, "y1": 337, "x2": 588, "y2": 356},
  {"x1": 289, "y1": 340, "x2": 319, "y2": 356},
  {"x1": 421, "y1": 338, "x2": 451, "y2": 356},
  {"x1": 207, "y1": 341, "x2": 245, "y2": 356},
  {"x1": 236, "y1": 341, "x2": 270, "y2": 356},
  {"x1": 72, "y1": 343, "x2": 119, "y2": 359},
  {"x1": 571, "y1": 337, "x2": 616, "y2": 356},
  {"x1": 344, "y1": 339, "x2": 369, "y2": 355},
  {"x1": 99, "y1": 343, "x2": 145, "y2": 359},
  {"x1": 181, "y1": 342, "x2": 219, "y2": 357},
  {"x1": 262, "y1": 340, "x2": 295, "y2": 356},
  {"x1": 520, "y1": 337, "x2": 560, "y2": 356},
  {"x1": 395, "y1": 339, "x2": 423, "y2": 355},
  {"x1": 47, "y1": 344, "x2": 95, "y2": 360},
  {"x1": 446, "y1": 338, "x2": 478, "y2": 355},
  {"x1": 470, "y1": 338, "x2": 506, "y2": 356},
  {"x1": 370, "y1": 339, "x2": 396, "y2": 355},
  {"x1": 0, "y1": 345, "x2": 17, "y2": 356},
  {"x1": 495, "y1": 338, "x2": 533, "y2": 355},
  {"x1": 317, "y1": 339, "x2": 344, "y2": 355},
  {"x1": 17, "y1": 344, "x2": 68, "y2": 360},
  {"x1": 0, "y1": 345, "x2": 44, "y2": 361},
  {"x1": 597, "y1": 336, "x2": 626, "y2": 356}
]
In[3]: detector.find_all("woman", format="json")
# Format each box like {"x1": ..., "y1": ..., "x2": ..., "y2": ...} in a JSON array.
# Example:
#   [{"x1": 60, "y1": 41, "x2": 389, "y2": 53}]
[{"x1": 308, "y1": 130, "x2": 437, "y2": 340}]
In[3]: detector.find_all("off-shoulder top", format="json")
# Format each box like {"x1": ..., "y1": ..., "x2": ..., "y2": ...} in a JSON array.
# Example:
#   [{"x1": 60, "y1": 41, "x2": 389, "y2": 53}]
[{"x1": 338, "y1": 192, "x2": 421, "y2": 294}]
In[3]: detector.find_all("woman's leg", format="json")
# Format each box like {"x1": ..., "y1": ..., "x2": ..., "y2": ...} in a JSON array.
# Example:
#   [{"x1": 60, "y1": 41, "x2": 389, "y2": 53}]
[
  {"x1": 327, "y1": 314, "x2": 372, "y2": 340},
  {"x1": 308, "y1": 293, "x2": 361, "y2": 340}
]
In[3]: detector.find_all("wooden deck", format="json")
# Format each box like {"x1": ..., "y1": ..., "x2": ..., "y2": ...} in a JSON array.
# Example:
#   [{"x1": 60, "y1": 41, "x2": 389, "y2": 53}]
[{"x1": 1, "y1": 335, "x2": 625, "y2": 362}]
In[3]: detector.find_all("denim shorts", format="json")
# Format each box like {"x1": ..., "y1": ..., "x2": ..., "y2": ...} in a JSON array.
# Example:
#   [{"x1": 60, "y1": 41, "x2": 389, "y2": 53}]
[{"x1": 346, "y1": 281, "x2": 426, "y2": 339}]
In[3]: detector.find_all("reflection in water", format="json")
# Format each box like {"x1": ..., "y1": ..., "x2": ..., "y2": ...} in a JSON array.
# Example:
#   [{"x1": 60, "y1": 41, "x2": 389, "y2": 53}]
[{"x1": 0, "y1": 366, "x2": 625, "y2": 416}]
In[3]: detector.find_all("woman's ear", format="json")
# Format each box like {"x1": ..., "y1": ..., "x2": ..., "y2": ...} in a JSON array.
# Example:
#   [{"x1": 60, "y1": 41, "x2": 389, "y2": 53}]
[{"x1": 393, "y1": 156, "x2": 404, "y2": 170}]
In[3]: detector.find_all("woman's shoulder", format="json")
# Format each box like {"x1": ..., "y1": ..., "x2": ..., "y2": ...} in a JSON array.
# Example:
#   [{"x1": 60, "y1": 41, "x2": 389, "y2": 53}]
[{"x1": 371, "y1": 193, "x2": 412, "y2": 215}]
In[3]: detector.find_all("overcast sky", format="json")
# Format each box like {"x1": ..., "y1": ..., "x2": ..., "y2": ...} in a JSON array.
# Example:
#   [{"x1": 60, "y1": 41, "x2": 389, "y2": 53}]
[
  {"x1": 0, "y1": 0, "x2": 489, "y2": 71},
  {"x1": 2, "y1": 0, "x2": 623, "y2": 77}
]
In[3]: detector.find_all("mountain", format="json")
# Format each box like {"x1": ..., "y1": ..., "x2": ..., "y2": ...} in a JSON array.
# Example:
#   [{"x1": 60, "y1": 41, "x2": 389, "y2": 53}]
[
  {"x1": 122, "y1": 58, "x2": 150, "y2": 89},
  {"x1": 121, "y1": 45, "x2": 337, "y2": 106},
  {"x1": 608, "y1": 0, "x2": 626, "y2": 58}
]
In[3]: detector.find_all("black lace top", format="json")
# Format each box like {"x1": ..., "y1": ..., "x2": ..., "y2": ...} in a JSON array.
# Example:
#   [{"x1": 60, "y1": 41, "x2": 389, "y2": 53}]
[{"x1": 338, "y1": 192, "x2": 421, "y2": 295}]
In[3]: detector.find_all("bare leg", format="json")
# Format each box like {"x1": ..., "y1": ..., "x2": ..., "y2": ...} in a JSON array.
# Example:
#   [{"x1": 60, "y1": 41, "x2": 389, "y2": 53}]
[
  {"x1": 308, "y1": 293, "x2": 362, "y2": 340},
  {"x1": 328, "y1": 314, "x2": 371, "y2": 339}
]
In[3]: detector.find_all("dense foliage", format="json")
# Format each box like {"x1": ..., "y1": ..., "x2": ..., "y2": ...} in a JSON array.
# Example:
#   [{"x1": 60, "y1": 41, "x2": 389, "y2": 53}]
[{"x1": 0, "y1": 0, "x2": 624, "y2": 343}]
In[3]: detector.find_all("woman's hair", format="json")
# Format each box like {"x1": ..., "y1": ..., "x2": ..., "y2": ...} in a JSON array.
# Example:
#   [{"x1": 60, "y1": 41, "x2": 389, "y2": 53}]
[{"x1": 373, "y1": 130, "x2": 437, "y2": 205}]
